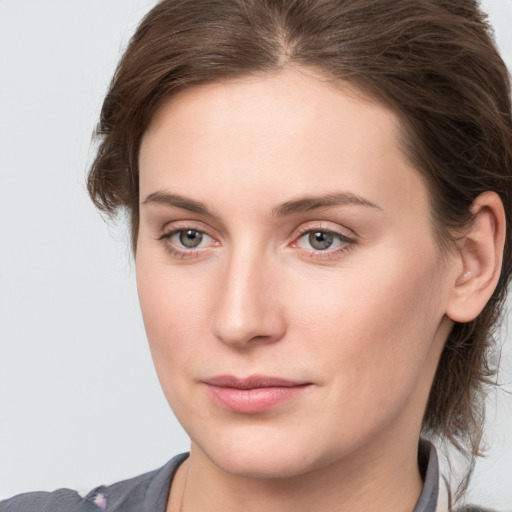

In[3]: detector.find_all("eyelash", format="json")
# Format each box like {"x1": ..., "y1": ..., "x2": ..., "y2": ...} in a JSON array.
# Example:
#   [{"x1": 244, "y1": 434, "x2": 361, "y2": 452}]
[
  {"x1": 158, "y1": 224, "x2": 357, "y2": 261},
  {"x1": 158, "y1": 225, "x2": 216, "y2": 260},
  {"x1": 291, "y1": 226, "x2": 357, "y2": 260}
]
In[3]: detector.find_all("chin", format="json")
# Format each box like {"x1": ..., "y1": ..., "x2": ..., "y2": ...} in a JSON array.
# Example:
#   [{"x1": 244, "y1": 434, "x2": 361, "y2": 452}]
[
  {"x1": 209, "y1": 447, "x2": 320, "y2": 479},
  {"x1": 190, "y1": 423, "x2": 341, "y2": 480}
]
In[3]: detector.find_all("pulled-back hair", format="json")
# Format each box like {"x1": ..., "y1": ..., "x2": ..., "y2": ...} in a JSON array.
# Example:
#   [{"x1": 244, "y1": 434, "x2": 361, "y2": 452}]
[{"x1": 88, "y1": 0, "x2": 512, "y2": 500}]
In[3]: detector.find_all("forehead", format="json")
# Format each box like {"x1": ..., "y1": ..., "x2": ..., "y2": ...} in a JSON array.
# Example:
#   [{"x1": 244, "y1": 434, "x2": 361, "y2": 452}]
[
  {"x1": 138, "y1": 67, "x2": 430, "y2": 224},
  {"x1": 142, "y1": 68, "x2": 397, "y2": 161}
]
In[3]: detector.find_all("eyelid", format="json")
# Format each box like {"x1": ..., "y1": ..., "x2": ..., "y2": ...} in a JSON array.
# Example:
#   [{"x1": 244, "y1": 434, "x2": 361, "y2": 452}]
[
  {"x1": 289, "y1": 222, "x2": 357, "y2": 259},
  {"x1": 158, "y1": 220, "x2": 220, "y2": 259},
  {"x1": 159, "y1": 218, "x2": 215, "y2": 236},
  {"x1": 292, "y1": 221, "x2": 356, "y2": 242}
]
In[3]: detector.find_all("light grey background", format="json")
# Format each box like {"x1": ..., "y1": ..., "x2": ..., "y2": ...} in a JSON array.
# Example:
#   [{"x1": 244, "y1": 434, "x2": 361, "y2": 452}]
[{"x1": 0, "y1": 0, "x2": 511, "y2": 508}]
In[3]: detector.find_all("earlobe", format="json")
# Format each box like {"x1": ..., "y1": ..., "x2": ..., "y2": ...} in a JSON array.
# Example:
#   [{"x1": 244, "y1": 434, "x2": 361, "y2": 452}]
[{"x1": 446, "y1": 191, "x2": 506, "y2": 323}]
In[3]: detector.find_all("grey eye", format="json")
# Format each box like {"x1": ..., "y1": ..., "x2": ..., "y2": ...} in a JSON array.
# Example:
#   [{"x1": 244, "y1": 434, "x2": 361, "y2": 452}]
[
  {"x1": 308, "y1": 231, "x2": 334, "y2": 250},
  {"x1": 179, "y1": 229, "x2": 204, "y2": 248}
]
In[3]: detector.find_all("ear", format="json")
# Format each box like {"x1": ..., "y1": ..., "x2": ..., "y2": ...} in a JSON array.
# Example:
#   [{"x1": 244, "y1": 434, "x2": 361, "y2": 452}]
[{"x1": 446, "y1": 191, "x2": 506, "y2": 323}]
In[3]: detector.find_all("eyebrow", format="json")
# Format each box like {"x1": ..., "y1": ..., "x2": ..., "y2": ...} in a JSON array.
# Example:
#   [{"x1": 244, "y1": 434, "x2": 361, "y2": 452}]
[
  {"x1": 272, "y1": 192, "x2": 380, "y2": 216},
  {"x1": 141, "y1": 191, "x2": 380, "y2": 216},
  {"x1": 142, "y1": 191, "x2": 211, "y2": 215}
]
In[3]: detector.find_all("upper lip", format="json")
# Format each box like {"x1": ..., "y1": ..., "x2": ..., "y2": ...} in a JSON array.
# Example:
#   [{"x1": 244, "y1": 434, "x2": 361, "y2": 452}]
[{"x1": 202, "y1": 375, "x2": 310, "y2": 389}]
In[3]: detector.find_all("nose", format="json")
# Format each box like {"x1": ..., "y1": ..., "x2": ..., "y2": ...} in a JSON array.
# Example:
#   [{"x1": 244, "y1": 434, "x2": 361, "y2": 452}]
[{"x1": 211, "y1": 249, "x2": 287, "y2": 348}]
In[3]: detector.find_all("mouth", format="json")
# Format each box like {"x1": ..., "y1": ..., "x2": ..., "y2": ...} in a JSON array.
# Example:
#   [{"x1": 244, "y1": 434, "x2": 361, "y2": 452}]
[{"x1": 201, "y1": 374, "x2": 312, "y2": 414}]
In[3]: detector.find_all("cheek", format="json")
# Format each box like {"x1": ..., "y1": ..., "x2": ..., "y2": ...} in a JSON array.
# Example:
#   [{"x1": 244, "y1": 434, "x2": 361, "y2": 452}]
[
  {"x1": 136, "y1": 252, "x2": 209, "y2": 369},
  {"x1": 136, "y1": 257, "x2": 215, "y2": 427},
  {"x1": 286, "y1": 245, "x2": 447, "y2": 402}
]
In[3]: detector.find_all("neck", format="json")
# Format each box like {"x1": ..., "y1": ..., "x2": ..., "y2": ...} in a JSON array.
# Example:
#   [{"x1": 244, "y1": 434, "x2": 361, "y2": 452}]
[{"x1": 170, "y1": 432, "x2": 424, "y2": 512}]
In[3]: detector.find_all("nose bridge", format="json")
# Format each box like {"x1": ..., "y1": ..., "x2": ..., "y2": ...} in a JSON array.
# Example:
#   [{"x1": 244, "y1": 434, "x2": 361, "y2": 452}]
[{"x1": 211, "y1": 241, "x2": 284, "y2": 347}]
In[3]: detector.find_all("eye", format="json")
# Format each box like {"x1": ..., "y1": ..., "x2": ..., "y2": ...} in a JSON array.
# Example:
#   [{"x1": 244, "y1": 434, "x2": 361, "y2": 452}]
[
  {"x1": 176, "y1": 229, "x2": 206, "y2": 248},
  {"x1": 296, "y1": 229, "x2": 350, "y2": 251},
  {"x1": 291, "y1": 226, "x2": 356, "y2": 259},
  {"x1": 159, "y1": 226, "x2": 218, "y2": 258},
  {"x1": 306, "y1": 231, "x2": 338, "y2": 251}
]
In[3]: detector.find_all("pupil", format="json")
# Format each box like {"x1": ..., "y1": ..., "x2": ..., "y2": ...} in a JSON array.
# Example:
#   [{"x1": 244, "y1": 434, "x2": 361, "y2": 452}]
[
  {"x1": 179, "y1": 230, "x2": 203, "y2": 248},
  {"x1": 309, "y1": 231, "x2": 333, "y2": 250}
]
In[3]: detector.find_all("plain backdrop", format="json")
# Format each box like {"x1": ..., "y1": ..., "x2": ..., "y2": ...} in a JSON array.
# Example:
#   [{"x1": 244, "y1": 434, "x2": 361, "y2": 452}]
[{"x1": 0, "y1": 0, "x2": 511, "y2": 508}]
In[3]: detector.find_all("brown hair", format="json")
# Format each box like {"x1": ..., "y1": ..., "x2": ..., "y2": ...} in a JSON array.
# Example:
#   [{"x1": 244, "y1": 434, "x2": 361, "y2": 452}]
[{"x1": 88, "y1": 0, "x2": 512, "y2": 500}]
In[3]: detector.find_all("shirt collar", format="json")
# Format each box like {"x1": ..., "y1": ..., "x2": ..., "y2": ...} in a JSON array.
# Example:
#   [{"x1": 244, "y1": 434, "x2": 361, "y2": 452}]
[{"x1": 413, "y1": 439, "x2": 446, "y2": 512}]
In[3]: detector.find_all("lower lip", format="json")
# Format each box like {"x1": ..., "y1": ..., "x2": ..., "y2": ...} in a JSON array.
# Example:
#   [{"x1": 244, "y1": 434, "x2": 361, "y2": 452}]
[{"x1": 204, "y1": 384, "x2": 310, "y2": 414}]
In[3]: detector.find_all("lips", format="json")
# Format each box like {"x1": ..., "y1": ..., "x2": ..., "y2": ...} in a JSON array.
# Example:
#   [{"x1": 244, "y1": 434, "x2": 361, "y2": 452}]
[{"x1": 202, "y1": 374, "x2": 311, "y2": 414}]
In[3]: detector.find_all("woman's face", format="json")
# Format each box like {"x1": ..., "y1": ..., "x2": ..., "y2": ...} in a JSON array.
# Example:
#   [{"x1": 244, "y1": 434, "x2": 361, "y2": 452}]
[{"x1": 136, "y1": 68, "x2": 456, "y2": 478}]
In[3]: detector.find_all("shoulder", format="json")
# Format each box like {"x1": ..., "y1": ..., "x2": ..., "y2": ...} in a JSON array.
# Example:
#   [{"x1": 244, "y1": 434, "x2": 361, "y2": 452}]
[
  {"x1": 0, "y1": 489, "x2": 84, "y2": 512},
  {"x1": 0, "y1": 453, "x2": 188, "y2": 512},
  {"x1": 454, "y1": 507, "x2": 500, "y2": 512}
]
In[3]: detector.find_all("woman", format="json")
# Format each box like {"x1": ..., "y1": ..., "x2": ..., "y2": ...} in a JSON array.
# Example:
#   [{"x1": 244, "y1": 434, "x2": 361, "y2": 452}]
[{"x1": 2, "y1": 0, "x2": 511, "y2": 511}]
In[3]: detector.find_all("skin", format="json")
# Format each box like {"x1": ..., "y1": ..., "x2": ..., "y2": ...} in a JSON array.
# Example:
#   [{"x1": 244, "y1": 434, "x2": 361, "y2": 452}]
[{"x1": 135, "y1": 67, "x2": 496, "y2": 512}]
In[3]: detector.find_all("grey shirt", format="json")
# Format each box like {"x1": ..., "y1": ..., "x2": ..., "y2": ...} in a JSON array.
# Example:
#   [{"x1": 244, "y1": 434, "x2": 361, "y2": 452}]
[{"x1": 0, "y1": 443, "x2": 495, "y2": 512}]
